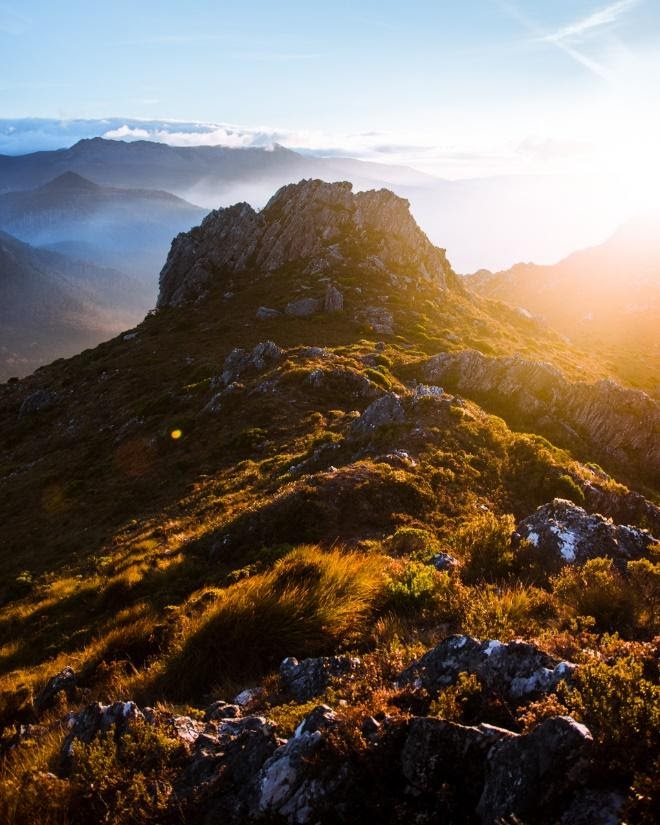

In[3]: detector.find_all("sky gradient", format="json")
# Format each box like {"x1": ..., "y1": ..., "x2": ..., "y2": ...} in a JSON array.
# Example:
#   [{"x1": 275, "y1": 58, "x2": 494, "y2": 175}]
[{"x1": 1, "y1": 1, "x2": 659, "y2": 194}]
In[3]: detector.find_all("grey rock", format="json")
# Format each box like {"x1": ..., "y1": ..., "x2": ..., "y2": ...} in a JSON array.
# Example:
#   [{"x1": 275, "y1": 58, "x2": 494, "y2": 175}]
[
  {"x1": 204, "y1": 700, "x2": 241, "y2": 722},
  {"x1": 421, "y1": 348, "x2": 660, "y2": 483},
  {"x1": 357, "y1": 306, "x2": 394, "y2": 335},
  {"x1": 19, "y1": 390, "x2": 57, "y2": 418},
  {"x1": 234, "y1": 687, "x2": 265, "y2": 707},
  {"x1": 294, "y1": 705, "x2": 338, "y2": 737},
  {"x1": 401, "y1": 717, "x2": 515, "y2": 798},
  {"x1": 398, "y1": 635, "x2": 575, "y2": 701},
  {"x1": 256, "y1": 729, "x2": 348, "y2": 824},
  {"x1": 61, "y1": 700, "x2": 143, "y2": 760},
  {"x1": 352, "y1": 392, "x2": 405, "y2": 435},
  {"x1": 430, "y1": 552, "x2": 459, "y2": 572},
  {"x1": 324, "y1": 284, "x2": 344, "y2": 313},
  {"x1": 158, "y1": 179, "x2": 456, "y2": 309},
  {"x1": 559, "y1": 789, "x2": 626, "y2": 825},
  {"x1": 221, "y1": 341, "x2": 282, "y2": 385},
  {"x1": 516, "y1": 498, "x2": 657, "y2": 570},
  {"x1": 256, "y1": 306, "x2": 281, "y2": 320},
  {"x1": 285, "y1": 297, "x2": 321, "y2": 318},
  {"x1": 477, "y1": 716, "x2": 593, "y2": 824},
  {"x1": 34, "y1": 667, "x2": 76, "y2": 716},
  {"x1": 280, "y1": 655, "x2": 361, "y2": 702}
]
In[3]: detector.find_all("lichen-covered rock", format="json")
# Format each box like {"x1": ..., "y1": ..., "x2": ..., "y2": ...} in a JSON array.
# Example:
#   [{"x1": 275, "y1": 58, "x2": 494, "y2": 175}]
[
  {"x1": 476, "y1": 716, "x2": 594, "y2": 824},
  {"x1": 398, "y1": 635, "x2": 574, "y2": 700},
  {"x1": 356, "y1": 305, "x2": 394, "y2": 335},
  {"x1": 255, "y1": 728, "x2": 349, "y2": 824},
  {"x1": 61, "y1": 700, "x2": 143, "y2": 761},
  {"x1": 351, "y1": 392, "x2": 406, "y2": 435},
  {"x1": 515, "y1": 498, "x2": 657, "y2": 569},
  {"x1": 280, "y1": 655, "x2": 362, "y2": 702}
]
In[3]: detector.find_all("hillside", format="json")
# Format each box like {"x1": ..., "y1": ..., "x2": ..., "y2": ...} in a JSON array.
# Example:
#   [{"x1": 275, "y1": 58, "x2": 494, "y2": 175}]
[
  {"x1": 0, "y1": 230, "x2": 144, "y2": 380},
  {"x1": 0, "y1": 171, "x2": 207, "y2": 281},
  {"x1": 466, "y1": 215, "x2": 660, "y2": 395},
  {"x1": 0, "y1": 181, "x2": 657, "y2": 824}
]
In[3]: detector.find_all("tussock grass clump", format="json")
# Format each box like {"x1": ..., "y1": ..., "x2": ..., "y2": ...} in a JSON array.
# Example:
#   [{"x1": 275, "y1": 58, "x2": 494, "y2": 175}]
[{"x1": 160, "y1": 546, "x2": 389, "y2": 700}]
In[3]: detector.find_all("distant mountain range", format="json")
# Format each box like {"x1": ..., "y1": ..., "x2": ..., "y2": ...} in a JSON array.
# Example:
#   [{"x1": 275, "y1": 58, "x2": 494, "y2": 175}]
[
  {"x1": 0, "y1": 170, "x2": 206, "y2": 279},
  {"x1": 0, "y1": 138, "x2": 628, "y2": 273},
  {"x1": 0, "y1": 230, "x2": 144, "y2": 380}
]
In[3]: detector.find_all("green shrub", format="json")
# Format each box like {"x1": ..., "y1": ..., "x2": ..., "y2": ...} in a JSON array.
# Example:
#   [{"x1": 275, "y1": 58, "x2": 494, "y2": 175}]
[
  {"x1": 552, "y1": 557, "x2": 658, "y2": 637},
  {"x1": 453, "y1": 512, "x2": 515, "y2": 583},
  {"x1": 558, "y1": 656, "x2": 659, "y2": 777},
  {"x1": 384, "y1": 561, "x2": 465, "y2": 621},
  {"x1": 387, "y1": 526, "x2": 441, "y2": 562}
]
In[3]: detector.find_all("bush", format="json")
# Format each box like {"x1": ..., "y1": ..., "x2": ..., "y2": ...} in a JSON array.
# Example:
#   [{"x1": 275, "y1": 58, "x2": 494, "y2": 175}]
[
  {"x1": 161, "y1": 546, "x2": 388, "y2": 699},
  {"x1": 463, "y1": 584, "x2": 555, "y2": 640},
  {"x1": 552, "y1": 557, "x2": 659, "y2": 637},
  {"x1": 453, "y1": 512, "x2": 515, "y2": 583},
  {"x1": 384, "y1": 560, "x2": 465, "y2": 621},
  {"x1": 558, "y1": 656, "x2": 659, "y2": 777},
  {"x1": 387, "y1": 526, "x2": 441, "y2": 562}
]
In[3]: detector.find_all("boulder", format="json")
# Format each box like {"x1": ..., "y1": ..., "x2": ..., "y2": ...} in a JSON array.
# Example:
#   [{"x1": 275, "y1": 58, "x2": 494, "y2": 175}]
[
  {"x1": 256, "y1": 728, "x2": 349, "y2": 824},
  {"x1": 256, "y1": 306, "x2": 281, "y2": 320},
  {"x1": 477, "y1": 716, "x2": 593, "y2": 824},
  {"x1": 221, "y1": 341, "x2": 283, "y2": 385},
  {"x1": 61, "y1": 700, "x2": 143, "y2": 761},
  {"x1": 34, "y1": 667, "x2": 76, "y2": 716},
  {"x1": 280, "y1": 655, "x2": 362, "y2": 702},
  {"x1": 18, "y1": 390, "x2": 57, "y2": 418},
  {"x1": 285, "y1": 297, "x2": 321, "y2": 318},
  {"x1": 351, "y1": 393, "x2": 406, "y2": 436},
  {"x1": 430, "y1": 552, "x2": 459, "y2": 572},
  {"x1": 324, "y1": 284, "x2": 344, "y2": 313},
  {"x1": 401, "y1": 717, "x2": 514, "y2": 799},
  {"x1": 398, "y1": 635, "x2": 574, "y2": 701},
  {"x1": 515, "y1": 498, "x2": 657, "y2": 569}
]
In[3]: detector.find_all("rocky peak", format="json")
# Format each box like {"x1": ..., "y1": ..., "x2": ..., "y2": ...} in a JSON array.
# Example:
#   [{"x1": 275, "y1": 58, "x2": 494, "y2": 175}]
[{"x1": 157, "y1": 179, "x2": 454, "y2": 307}]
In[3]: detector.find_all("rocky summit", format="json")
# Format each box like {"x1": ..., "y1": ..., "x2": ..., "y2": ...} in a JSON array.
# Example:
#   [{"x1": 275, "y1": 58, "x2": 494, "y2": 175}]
[
  {"x1": 0, "y1": 180, "x2": 658, "y2": 824},
  {"x1": 158, "y1": 178, "x2": 457, "y2": 306}
]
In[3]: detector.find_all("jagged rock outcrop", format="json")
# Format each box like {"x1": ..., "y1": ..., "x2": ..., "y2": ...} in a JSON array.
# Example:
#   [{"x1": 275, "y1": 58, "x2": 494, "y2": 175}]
[
  {"x1": 398, "y1": 635, "x2": 575, "y2": 700},
  {"x1": 280, "y1": 655, "x2": 362, "y2": 702},
  {"x1": 158, "y1": 179, "x2": 455, "y2": 307},
  {"x1": 515, "y1": 498, "x2": 658, "y2": 569},
  {"x1": 421, "y1": 349, "x2": 660, "y2": 484}
]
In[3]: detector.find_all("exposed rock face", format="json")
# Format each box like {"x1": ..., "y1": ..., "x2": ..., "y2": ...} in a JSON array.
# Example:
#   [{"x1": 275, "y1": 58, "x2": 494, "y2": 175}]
[
  {"x1": 351, "y1": 392, "x2": 406, "y2": 435},
  {"x1": 398, "y1": 635, "x2": 574, "y2": 700},
  {"x1": 280, "y1": 655, "x2": 362, "y2": 702},
  {"x1": 285, "y1": 297, "x2": 321, "y2": 317},
  {"x1": 158, "y1": 179, "x2": 454, "y2": 307},
  {"x1": 220, "y1": 341, "x2": 283, "y2": 385},
  {"x1": 515, "y1": 498, "x2": 657, "y2": 569},
  {"x1": 61, "y1": 700, "x2": 143, "y2": 761},
  {"x1": 421, "y1": 349, "x2": 660, "y2": 484},
  {"x1": 323, "y1": 284, "x2": 343, "y2": 313},
  {"x1": 477, "y1": 716, "x2": 593, "y2": 824}
]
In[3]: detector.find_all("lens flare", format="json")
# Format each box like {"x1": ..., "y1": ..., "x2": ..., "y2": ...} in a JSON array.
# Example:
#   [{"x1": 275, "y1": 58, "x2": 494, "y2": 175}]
[{"x1": 170, "y1": 429, "x2": 183, "y2": 440}]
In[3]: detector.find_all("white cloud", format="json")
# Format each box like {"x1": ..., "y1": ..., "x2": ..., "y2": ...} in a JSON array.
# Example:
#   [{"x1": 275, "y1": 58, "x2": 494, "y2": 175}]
[{"x1": 543, "y1": 0, "x2": 640, "y2": 44}]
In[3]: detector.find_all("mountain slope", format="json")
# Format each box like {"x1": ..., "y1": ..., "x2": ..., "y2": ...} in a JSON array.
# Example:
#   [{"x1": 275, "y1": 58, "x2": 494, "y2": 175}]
[
  {"x1": 0, "y1": 230, "x2": 144, "y2": 379},
  {"x1": 0, "y1": 181, "x2": 657, "y2": 824},
  {"x1": 0, "y1": 171, "x2": 207, "y2": 280},
  {"x1": 465, "y1": 215, "x2": 660, "y2": 394}
]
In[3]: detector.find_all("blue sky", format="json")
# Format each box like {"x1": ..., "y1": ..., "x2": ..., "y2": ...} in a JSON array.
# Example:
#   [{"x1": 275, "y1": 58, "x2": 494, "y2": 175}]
[{"x1": 1, "y1": 1, "x2": 659, "y2": 184}]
